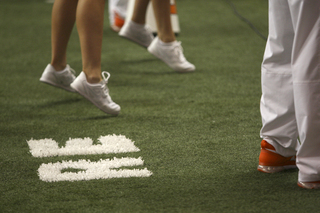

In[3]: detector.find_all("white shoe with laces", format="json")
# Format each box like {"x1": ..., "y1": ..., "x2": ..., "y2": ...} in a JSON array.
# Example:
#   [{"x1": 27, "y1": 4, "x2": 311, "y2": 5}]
[
  {"x1": 147, "y1": 37, "x2": 196, "y2": 73},
  {"x1": 70, "y1": 71, "x2": 121, "y2": 115},
  {"x1": 40, "y1": 64, "x2": 76, "y2": 92},
  {"x1": 119, "y1": 20, "x2": 154, "y2": 48}
]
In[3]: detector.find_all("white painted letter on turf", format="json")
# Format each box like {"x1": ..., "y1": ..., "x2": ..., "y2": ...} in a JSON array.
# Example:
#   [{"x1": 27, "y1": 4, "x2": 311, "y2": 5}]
[
  {"x1": 38, "y1": 157, "x2": 152, "y2": 182},
  {"x1": 27, "y1": 135, "x2": 140, "y2": 157},
  {"x1": 27, "y1": 135, "x2": 153, "y2": 181}
]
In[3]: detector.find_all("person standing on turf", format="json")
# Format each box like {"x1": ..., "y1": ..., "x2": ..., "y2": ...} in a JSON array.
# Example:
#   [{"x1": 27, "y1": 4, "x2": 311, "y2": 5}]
[
  {"x1": 40, "y1": 0, "x2": 121, "y2": 115},
  {"x1": 257, "y1": 0, "x2": 320, "y2": 189}
]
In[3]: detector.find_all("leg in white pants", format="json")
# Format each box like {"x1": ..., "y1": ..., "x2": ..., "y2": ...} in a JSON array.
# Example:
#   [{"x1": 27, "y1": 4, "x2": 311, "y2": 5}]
[
  {"x1": 108, "y1": 0, "x2": 128, "y2": 26},
  {"x1": 260, "y1": 0, "x2": 320, "y2": 182},
  {"x1": 291, "y1": 0, "x2": 320, "y2": 182},
  {"x1": 260, "y1": 0, "x2": 299, "y2": 157}
]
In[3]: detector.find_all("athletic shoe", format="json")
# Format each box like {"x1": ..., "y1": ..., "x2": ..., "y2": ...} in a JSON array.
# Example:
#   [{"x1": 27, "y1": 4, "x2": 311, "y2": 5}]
[
  {"x1": 40, "y1": 64, "x2": 76, "y2": 92},
  {"x1": 119, "y1": 20, "x2": 154, "y2": 48},
  {"x1": 297, "y1": 181, "x2": 320, "y2": 189},
  {"x1": 147, "y1": 37, "x2": 196, "y2": 73},
  {"x1": 70, "y1": 71, "x2": 120, "y2": 115},
  {"x1": 111, "y1": 11, "x2": 125, "y2": 33},
  {"x1": 257, "y1": 140, "x2": 297, "y2": 173}
]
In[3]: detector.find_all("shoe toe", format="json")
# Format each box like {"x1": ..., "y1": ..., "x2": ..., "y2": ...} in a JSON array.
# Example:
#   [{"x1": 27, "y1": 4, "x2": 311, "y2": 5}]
[
  {"x1": 175, "y1": 62, "x2": 196, "y2": 73},
  {"x1": 298, "y1": 181, "x2": 320, "y2": 189},
  {"x1": 103, "y1": 103, "x2": 121, "y2": 115}
]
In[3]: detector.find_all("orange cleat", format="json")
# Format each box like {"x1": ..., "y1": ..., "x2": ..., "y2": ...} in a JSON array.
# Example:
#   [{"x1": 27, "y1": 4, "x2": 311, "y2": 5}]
[
  {"x1": 257, "y1": 140, "x2": 297, "y2": 173},
  {"x1": 111, "y1": 11, "x2": 125, "y2": 33},
  {"x1": 297, "y1": 181, "x2": 320, "y2": 189}
]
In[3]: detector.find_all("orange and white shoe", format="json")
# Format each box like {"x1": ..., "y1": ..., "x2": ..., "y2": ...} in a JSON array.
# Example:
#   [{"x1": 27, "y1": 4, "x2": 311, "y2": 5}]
[
  {"x1": 257, "y1": 140, "x2": 297, "y2": 173},
  {"x1": 297, "y1": 181, "x2": 320, "y2": 189},
  {"x1": 111, "y1": 11, "x2": 125, "y2": 33}
]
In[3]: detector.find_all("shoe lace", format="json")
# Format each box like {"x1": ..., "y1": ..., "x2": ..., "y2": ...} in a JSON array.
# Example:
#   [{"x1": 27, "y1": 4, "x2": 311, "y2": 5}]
[
  {"x1": 101, "y1": 71, "x2": 111, "y2": 96},
  {"x1": 66, "y1": 65, "x2": 76, "y2": 76},
  {"x1": 173, "y1": 41, "x2": 186, "y2": 62}
]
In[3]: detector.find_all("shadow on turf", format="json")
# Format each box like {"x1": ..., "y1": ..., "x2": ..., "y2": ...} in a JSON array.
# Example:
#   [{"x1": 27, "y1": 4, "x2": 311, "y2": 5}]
[
  {"x1": 68, "y1": 114, "x2": 118, "y2": 121},
  {"x1": 120, "y1": 58, "x2": 158, "y2": 64},
  {"x1": 37, "y1": 98, "x2": 82, "y2": 108},
  {"x1": 35, "y1": 97, "x2": 119, "y2": 120},
  {"x1": 237, "y1": 167, "x2": 300, "y2": 190},
  {"x1": 119, "y1": 58, "x2": 196, "y2": 75}
]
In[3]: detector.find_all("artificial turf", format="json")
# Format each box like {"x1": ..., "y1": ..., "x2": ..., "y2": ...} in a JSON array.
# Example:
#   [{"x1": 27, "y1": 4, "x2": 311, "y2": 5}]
[{"x1": 1, "y1": 0, "x2": 319, "y2": 212}]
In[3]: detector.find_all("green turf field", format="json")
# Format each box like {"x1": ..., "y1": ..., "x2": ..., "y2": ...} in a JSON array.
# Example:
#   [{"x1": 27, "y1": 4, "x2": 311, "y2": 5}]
[{"x1": 1, "y1": 0, "x2": 320, "y2": 212}]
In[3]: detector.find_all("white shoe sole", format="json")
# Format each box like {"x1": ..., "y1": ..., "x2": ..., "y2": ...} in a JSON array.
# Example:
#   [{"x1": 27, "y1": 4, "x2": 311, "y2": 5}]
[
  {"x1": 71, "y1": 86, "x2": 120, "y2": 115},
  {"x1": 40, "y1": 78, "x2": 76, "y2": 93}
]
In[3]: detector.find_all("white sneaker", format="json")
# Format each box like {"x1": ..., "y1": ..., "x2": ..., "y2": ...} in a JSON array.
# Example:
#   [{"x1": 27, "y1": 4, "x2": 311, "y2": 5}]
[
  {"x1": 40, "y1": 64, "x2": 76, "y2": 92},
  {"x1": 119, "y1": 20, "x2": 154, "y2": 48},
  {"x1": 70, "y1": 71, "x2": 121, "y2": 115},
  {"x1": 147, "y1": 37, "x2": 196, "y2": 73}
]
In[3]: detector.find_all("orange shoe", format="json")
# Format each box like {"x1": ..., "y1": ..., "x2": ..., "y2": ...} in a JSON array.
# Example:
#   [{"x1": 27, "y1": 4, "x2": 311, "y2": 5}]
[
  {"x1": 257, "y1": 140, "x2": 297, "y2": 173},
  {"x1": 298, "y1": 181, "x2": 320, "y2": 189},
  {"x1": 111, "y1": 11, "x2": 125, "y2": 33}
]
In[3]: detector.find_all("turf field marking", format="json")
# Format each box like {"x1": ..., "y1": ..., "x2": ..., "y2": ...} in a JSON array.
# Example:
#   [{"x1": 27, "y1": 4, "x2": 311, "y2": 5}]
[
  {"x1": 38, "y1": 157, "x2": 152, "y2": 182},
  {"x1": 27, "y1": 134, "x2": 140, "y2": 157},
  {"x1": 27, "y1": 135, "x2": 153, "y2": 181}
]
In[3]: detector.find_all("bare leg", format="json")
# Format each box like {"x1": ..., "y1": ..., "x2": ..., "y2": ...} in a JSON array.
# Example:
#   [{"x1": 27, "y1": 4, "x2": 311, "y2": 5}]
[
  {"x1": 131, "y1": 0, "x2": 149, "y2": 25},
  {"x1": 76, "y1": 0, "x2": 105, "y2": 83},
  {"x1": 151, "y1": 0, "x2": 175, "y2": 42},
  {"x1": 131, "y1": 0, "x2": 175, "y2": 42},
  {"x1": 50, "y1": 0, "x2": 78, "y2": 71}
]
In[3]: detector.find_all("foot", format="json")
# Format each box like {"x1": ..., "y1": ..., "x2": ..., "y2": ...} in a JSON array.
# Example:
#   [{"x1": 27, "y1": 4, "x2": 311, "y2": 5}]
[
  {"x1": 70, "y1": 71, "x2": 120, "y2": 115},
  {"x1": 40, "y1": 64, "x2": 76, "y2": 92},
  {"x1": 257, "y1": 140, "x2": 297, "y2": 173},
  {"x1": 119, "y1": 20, "x2": 154, "y2": 48},
  {"x1": 147, "y1": 37, "x2": 196, "y2": 73},
  {"x1": 297, "y1": 181, "x2": 320, "y2": 189},
  {"x1": 111, "y1": 11, "x2": 125, "y2": 33}
]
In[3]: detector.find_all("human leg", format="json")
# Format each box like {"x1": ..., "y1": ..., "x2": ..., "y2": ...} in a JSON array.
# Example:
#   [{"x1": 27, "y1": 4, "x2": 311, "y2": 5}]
[
  {"x1": 40, "y1": 0, "x2": 77, "y2": 92},
  {"x1": 147, "y1": 0, "x2": 195, "y2": 72},
  {"x1": 130, "y1": 0, "x2": 175, "y2": 43},
  {"x1": 151, "y1": 0, "x2": 175, "y2": 43},
  {"x1": 76, "y1": 0, "x2": 105, "y2": 84},
  {"x1": 119, "y1": 0, "x2": 154, "y2": 47},
  {"x1": 259, "y1": 0, "x2": 299, "y2": 157},
  {"x1": 131, "y1": 0, "x2": 149, "y2": 25},
  {"x1": 289, "y1": 0, "x2": 320, "y2": 185},
  {"x1": 71, "y1": 0, "x2": 120, "y2": 115},
  {"x1": 50, "y1": 0, "x2": 78, "y2": 71},
  {"x1": 258, "y1": 0, "x2": 300, "y2": 173},
  {"x1": 120, "y1": 0, "x2": 195, "y2": 72},
  {"x1": 146, "y1": 0, "x2": 194, "y2": 72}
]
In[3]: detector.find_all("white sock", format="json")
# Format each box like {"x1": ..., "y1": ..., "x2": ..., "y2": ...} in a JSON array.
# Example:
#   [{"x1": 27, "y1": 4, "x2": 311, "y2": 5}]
[
  {"x1": 129, "y1": 20, "x2": 145, "y2": 29},
  {"x1": 158, "y1": 38, "x2": 176, "y2": 46}
]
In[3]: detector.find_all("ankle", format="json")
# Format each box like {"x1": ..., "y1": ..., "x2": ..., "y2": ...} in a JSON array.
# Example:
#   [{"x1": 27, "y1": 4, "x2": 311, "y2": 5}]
[
  {"x1": 86, "y1": 75, "x2": 102, "y2": 84},
  {"x1": 130, "y1": 20, "x2": 146, "y2": 28},
  {"x1": 158, "y1": 36, "x2": 176, "y2": 44},
  {"x1": 131, "y1": 16, "x2": 145, "y2": 25},
  {"x1": 158, "y1": 38, "x2": 176, "y2": 46},
  {"x1": 51, "y1": 63, "x2": 67, "y2": 72}
]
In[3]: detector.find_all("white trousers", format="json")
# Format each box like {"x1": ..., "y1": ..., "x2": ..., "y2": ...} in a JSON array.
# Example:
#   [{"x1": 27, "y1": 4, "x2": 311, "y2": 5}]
[
  {"x1": 108, "y1": 0, "x2": 128, "y2": 25},
  {"x1": 260, "y1": 0, "x2": 320, "y2": 182}
]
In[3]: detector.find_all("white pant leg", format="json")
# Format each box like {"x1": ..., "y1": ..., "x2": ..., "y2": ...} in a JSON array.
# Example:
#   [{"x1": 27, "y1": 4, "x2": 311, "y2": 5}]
[
  {"x1": 260, "y1": 0, "x2": 299, "y2": 157},
  {"x1": 108, "y1": 0, "x2": 116, "y2": 25},
  {"x1": 289, "y1": 0, "x2": 320, "y2": 182},
  {"x1": 114, "y1": 0, "x2": 128, "y2": 19},
  {"x1": 108, "y1": 0, "x2": 128, "y2": 25}
]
